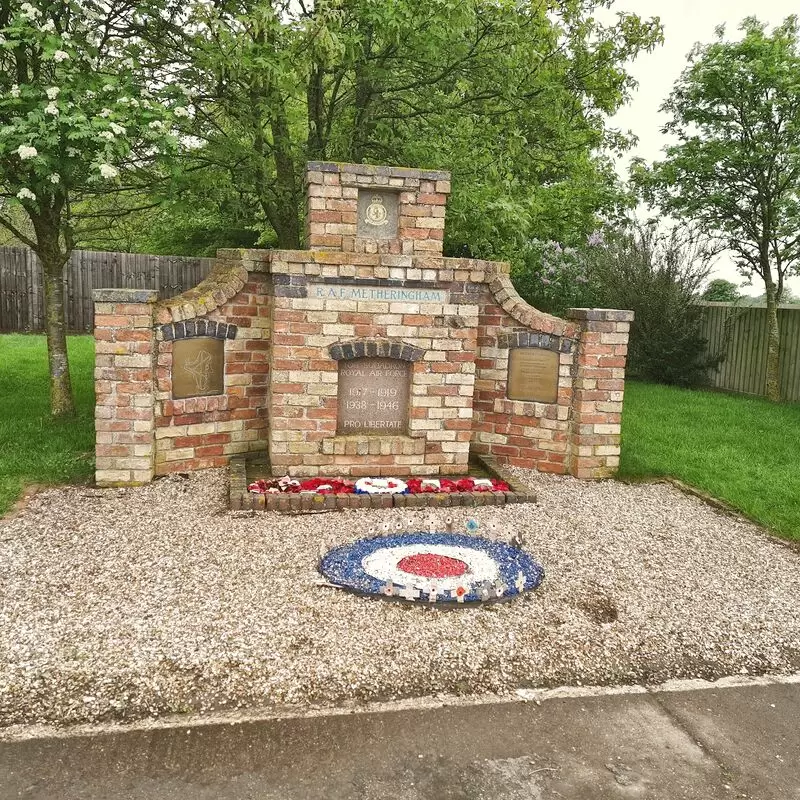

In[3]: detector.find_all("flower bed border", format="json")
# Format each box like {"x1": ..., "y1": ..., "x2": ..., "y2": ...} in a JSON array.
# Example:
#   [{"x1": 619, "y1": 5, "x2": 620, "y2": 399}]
[{"x1": 229, "y1": 454, "x2": 536, "y2": 512}]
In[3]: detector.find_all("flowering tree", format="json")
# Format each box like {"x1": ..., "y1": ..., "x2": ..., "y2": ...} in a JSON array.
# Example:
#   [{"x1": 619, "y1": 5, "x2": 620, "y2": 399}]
[{"x1": 0, "y1": 1, "x2": 183, "y2": 415}]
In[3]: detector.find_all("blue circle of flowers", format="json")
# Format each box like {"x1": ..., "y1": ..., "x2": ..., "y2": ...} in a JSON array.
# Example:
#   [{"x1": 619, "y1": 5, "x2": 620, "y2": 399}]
[{"x1": 319, "y1": 532, "x2": 544, "y2": 604}]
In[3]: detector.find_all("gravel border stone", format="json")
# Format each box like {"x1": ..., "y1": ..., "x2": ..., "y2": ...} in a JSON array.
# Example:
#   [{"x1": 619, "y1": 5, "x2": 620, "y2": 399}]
[{"x1": 1, "y1": 468, "x2": 799, "y2": 728}]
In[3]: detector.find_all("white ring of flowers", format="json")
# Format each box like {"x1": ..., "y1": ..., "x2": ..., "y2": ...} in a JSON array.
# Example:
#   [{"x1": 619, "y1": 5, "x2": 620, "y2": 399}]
[
  {"x1": 355, "y1": 477, "x2": 408, "y2": 494},
  {"x1": 361, "y1": 544, "x2": 500, "y2": 593}
]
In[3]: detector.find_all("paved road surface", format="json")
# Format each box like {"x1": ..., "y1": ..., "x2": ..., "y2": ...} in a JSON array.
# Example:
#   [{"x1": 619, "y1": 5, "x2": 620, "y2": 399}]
[{"x1": 2, "y1": 682, "x2": 799, "y2": 799}]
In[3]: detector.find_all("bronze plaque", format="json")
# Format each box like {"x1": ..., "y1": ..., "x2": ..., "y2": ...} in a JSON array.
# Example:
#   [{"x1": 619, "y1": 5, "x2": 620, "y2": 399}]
[
  {"x1": 356, "y1": 189, "x2": 399, "y2": 239},
  {"x1": 338, "y1": 357, "x2": 410, "y2": 434},
  {"x1": 172, "y1": 337, "x2": 225, "y2": 399},
  {"x1": 507, "y1": 348, "x2": 559, "y2": 404}
]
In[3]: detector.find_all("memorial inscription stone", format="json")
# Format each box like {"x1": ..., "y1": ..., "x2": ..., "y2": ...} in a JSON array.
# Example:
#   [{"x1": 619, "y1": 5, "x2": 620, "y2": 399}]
[
  {"x1": 337, "y1": 357, "x2": 410, "y2": 434},
  {"x1": 172, "y1": 338, "x2": 225, "y2": 400},
  {"x1": 506, "y1": 348, "x2": 559, "y2": 404},
  {"x1": 356, "y1": 190, "x2": 399, "y2": 239}
]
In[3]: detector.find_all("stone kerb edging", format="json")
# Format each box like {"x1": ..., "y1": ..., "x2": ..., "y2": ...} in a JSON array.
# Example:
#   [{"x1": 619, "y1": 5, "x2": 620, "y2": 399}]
[
  {"x1": 229, "y1": 454, "x2": 537, "y2": 512},
  {"x1": 329, "y1": 339, "x2": 425, "y2": 362},
  {"x1": 154, "y1": 256, "x2": 260, "y2": 326}
]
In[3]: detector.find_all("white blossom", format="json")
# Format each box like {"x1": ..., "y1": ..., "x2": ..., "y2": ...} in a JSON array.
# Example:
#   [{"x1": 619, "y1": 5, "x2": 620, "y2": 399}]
[
  {"x1": 19, "y1": 3, "x2": 41, "y2": 20},
  {"x1": 98, "y1": 164, "x2": 119, "y2": 179},
  {"x1": 85, "y1": 90, "x2": 95, "y2": 99},
  {"x1": 16, "y1": 145, "x2": 38, "y2": 160},
  {"x1": 49, "y1": 174, "x2": 60, "y2": 184},
  {"x1": 148, "y1": 120, "x2": 164, "y2": 130},
  {"x1": 10, "y1": 84, "x2": 20, "y2": 99},
  {"x1": 52, "y1": 50, "x2": 70, "y2": 63},
  {"x1": 173, "y1": 106, "x2": 190, "y2": 118},
  {"x1": 40, "y1": 19, "x2": 56, "y2": 32},
  {"x1": 98, "y1": 130, "x2": 115, "y2": 141},
  {"x1": 109, "y1": 123, "x2": 126, "y2": 136},
  {"x1": 46, "y1": 87, "x2": 60, "y2": 100},
  {"x1": 98, "y1": 108, "x2": 113, "y2": 118},
  {"x1": 17, "y1": 188, "x2": 36, "y2": 201},
  {"x1": 102, "y1": 84, "x2": 115, "y2": 92},
  {"x1": 67, "y1": 147, "x2": 79, "y2": 157},
  {"x1": 45, "y1": 102, "x2": 59, "y2": 116}
]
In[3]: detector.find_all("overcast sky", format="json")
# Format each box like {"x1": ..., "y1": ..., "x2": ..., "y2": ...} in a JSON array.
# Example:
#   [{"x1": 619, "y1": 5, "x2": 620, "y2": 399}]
[{"x1": 604, "y1": 0, "x2": 800, "y2": 296}]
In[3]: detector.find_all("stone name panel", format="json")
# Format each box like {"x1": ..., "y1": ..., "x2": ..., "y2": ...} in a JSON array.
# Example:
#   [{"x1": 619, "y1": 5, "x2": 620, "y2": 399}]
[
  {"x1": 506, "y1": 347, "x2": 559, "y2": 404},
  {"x1": 312, "y1": 282, "x2": 447, "y2": 303},
  {"x1": 337, "y1": 357, "x2": 411, "y2": 434}
]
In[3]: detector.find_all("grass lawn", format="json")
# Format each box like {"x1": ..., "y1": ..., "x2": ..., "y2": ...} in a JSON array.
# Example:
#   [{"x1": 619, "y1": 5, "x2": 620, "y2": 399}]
[
  {"x1": 0, "y1": 334, "x2": 95, "y2": 516},
  {"x1": 620, "y1": 381, "x2": 800, "y2": 541}
]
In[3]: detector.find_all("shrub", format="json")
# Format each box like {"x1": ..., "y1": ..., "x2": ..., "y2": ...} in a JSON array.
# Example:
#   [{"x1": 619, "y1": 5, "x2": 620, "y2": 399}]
[{"x1": 587, "y1": 223, "x2": 721, "y2": 387}]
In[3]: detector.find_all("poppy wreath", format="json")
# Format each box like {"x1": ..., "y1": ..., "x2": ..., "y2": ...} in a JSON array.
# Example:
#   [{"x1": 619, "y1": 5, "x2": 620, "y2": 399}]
[{"x1": 248, "y1": 476, "x2": 511, "y2": 495}]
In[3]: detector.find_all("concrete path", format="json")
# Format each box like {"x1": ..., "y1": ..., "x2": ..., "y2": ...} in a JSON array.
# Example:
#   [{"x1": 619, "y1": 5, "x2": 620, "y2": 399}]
[{"x1": 2, "y1": 680, "x2": 799, "y2": 799}]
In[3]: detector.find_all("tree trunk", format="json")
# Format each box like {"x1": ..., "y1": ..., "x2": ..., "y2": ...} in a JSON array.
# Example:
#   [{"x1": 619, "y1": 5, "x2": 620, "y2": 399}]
[
  {"x1": 41, "y1": 259, "x2": 75, "y2": 416},
  {"x1": 764, "y1": 280, "x2": 781, "y2": 402}
]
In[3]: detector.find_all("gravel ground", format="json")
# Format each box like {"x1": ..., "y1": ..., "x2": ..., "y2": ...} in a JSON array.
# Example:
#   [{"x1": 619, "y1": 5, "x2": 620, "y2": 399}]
[{"x1": 1, "y1": 468, "x2": 800, "y2": 728}]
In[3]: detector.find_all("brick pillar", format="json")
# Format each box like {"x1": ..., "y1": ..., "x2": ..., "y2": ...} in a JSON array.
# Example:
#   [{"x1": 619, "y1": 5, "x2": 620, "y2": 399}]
[
  {"x1": 93, "y1": 289, "x2": 158, "y2": 487},
  {"x1": 567, "y1": 308, "x2": 634, "y2": 479}
]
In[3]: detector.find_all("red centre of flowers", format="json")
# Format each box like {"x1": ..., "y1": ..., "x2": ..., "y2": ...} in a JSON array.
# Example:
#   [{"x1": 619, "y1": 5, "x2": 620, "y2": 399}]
[{"x1": 397, "y1": 553, "x2": 468, "y2": 578}]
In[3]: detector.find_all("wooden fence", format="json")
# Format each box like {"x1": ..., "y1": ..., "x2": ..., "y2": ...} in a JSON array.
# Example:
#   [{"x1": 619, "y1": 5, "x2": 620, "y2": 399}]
[
  {"x1": 0, "y1": 247, "x2": 214, "y2": 333},
  {"x1": 698, "y1": 301, "x2": 800, "y2": 403}
]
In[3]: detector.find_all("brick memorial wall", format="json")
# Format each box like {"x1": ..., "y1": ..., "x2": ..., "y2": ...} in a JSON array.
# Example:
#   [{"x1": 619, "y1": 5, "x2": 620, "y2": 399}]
[{"x1": 93, "y1": 162, "x2": 632, "y2": 487}]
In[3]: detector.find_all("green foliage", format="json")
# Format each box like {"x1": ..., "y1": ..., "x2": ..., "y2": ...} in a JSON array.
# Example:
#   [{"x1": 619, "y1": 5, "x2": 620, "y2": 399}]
[
  {"x1": 0, "y1": 334, "x2": 95, "y2": 515},
  {"x1": 511, "y1": 233, "x2": 601, "y2": 317},
  {"x1": 620, "y1": 381, "x2": 800, "y2": 540},
  {"x1": 0, "y1": 1, "x2": 185, "y2": 254},
  {"x1": 163, "y1": 0, "x2": 661, "y2": 251},
  {"x1": 588, "y1": 224, "x2": 719, "y2": 387},
  {"x1": 701, "y1": 279, "x2": 741, "y2": 302},
  {"x1": 633, "y1": 16, "x2": 800, "y2": 296},
  {"x1": 632, "y1": 17, "x2": 800, "y2": 399}
]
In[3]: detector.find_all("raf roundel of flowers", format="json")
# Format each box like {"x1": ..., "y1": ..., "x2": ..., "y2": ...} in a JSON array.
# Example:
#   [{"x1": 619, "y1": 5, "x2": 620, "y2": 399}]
[{"x1": 0, "y1": 1, "x2": 189, "y2": 209}]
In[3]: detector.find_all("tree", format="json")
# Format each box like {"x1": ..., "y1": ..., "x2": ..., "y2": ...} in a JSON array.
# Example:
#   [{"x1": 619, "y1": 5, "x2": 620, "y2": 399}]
[
  {"x1": 634, "y1": 17, "x2": 800, "y2": 401},
  {"x1": 702, "y1": 278, "x2": 741, "y2": 302},
  {"x1": 0, "y1": 0, "x2": 182, "y2": 415},
  {"x1": 164, "y1": 1, "x2": 661, "y2": 252}
]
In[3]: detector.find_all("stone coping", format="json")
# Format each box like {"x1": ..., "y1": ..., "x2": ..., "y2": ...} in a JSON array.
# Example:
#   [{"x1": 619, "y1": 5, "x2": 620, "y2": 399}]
[
  {"x1": 229, "y1": 454, "x2": 536, "y2": 513},
  {"x1": 92, "y1": 288, "x2": 158, "y2": 304},
  {"x1": 306, "y1": 161, "x2": 451, "y2": 182}
]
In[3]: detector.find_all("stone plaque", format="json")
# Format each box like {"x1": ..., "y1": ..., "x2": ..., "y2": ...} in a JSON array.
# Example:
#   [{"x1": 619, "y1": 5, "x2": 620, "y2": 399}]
[
  {"x1": 357, "y1": 189, "x2": 399, "y2": 239},
  {"x1": 507, "y1": 347, "x2": 559, "y2": 404},
  {"x1": 338, "y1": 357, "x2": 410, "y2": 434},
  {"x1": 172, "y1": 337, "x2": 225, "y2": 399},
  {"x1": 311, "y1": 283, "x2": 447, "y2": 304}
]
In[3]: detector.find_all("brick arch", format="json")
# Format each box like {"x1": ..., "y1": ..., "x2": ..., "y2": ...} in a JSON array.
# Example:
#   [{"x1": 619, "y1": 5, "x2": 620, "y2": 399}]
[{"x1": 328, "y1": 339, "x2": 425, "y2": 362}]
